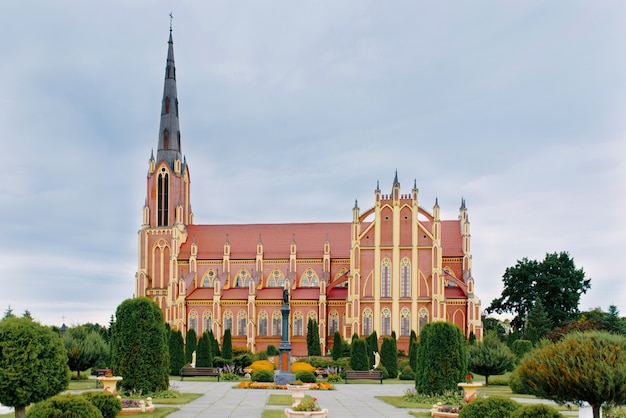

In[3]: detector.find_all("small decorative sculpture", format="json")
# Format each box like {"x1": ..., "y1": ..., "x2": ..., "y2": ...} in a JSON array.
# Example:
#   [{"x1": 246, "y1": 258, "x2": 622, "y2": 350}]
[
  {"x1": 191, "y1": 350, "x2": 196, "y2": 368},
  {"x1": 373, "y1": 351, "x2": 381, "y2": 369},
  {"x1": 283, "y1": 288, "x2": 289, "y2": 304}
]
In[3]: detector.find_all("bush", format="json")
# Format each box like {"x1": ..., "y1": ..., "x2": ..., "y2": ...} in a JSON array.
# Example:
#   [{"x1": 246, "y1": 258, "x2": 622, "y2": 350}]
[
  {"x1": 295, "y1": 371, "x2": 317, "y2": 383},
  {"x1": 266, "y1": 345, "x2": 279, "y2": 356},
  {"x1": 399, "y1": 365, "x2": 415, "y2": 381},
  {"x1": 251, "y1": 369, "x2": 274, "y2": 382},
  {"x1": 220, "y1": 372, "x2": 240, "y2": 381},
  {"x1": 511, "y1": 340, "x2": 533, "y2": 361},
  {"x1": 291, "y1": 362, "x2": 316, "y2": 374},
  {"x1": 250, "y1": 360, "x2": 275, "y2": 373},
  {"x1": 458, "y1": 397, "x2": 520, "y2": 418},
  {"x1": 27, "y1": 394, "x2": 103, "y2": 418},
  {"x1": 487, "y1": 376, "x2": 509, "y2": 386},
  {"x1": 327, "y1": 373, "x2": 343, "y2": 383},
  {"x1": 233, "y1": 352, "x2": 254, "y2": 369},
  {"x1": 375, "y1": 364, "x2": 389, "y2": 379},
  {"x1": 212, "y1": 356, "x2": 233, "y2": 367},
  {"x1": 508, "y1": 370, "x2": 531, "y2": 395},
  {"x1": 257, "y1": 350, "x2": 268, "y2": 360},
  {"x1": 510, "y1": 404, "x2": 562, "y2": 418},
  {"x1": 82, "y1": 391, "x2": 122, "y2": 418}
]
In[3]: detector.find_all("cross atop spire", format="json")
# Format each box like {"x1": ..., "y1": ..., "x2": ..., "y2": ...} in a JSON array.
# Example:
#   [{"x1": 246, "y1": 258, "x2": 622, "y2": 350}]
[{"x1": 169, "y1": 12, "x2": 173, "y2": 31}]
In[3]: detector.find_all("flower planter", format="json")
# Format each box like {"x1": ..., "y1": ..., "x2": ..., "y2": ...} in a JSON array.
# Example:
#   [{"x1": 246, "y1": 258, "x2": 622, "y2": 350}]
[
  {"x1": 284, "y1": 408, "x2": 328, "y2": 418},
  {"x1": 286, "y1": 384, "x2": 311, "y2": 407},
  {"x1": 457, "y1": 382, "x2": 483, "y2": 403},
  {"x1": 118, "y1": 398, "x2": 155, "y2": 415},
  {"x1": 430, "y1": 403, "x2": 460, "y2": 417},
  {"x1": 96, "y1": 376, "x2": 123, "y2": 395}
]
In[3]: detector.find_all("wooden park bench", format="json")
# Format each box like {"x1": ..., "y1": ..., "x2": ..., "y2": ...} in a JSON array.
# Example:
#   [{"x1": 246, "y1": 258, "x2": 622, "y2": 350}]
[
  {"x1": 344, "y1": 370, "x2": 383, "y2": 384},
  {"x1": 180, "y1": 367, "x2": 221, "y2": 381}
]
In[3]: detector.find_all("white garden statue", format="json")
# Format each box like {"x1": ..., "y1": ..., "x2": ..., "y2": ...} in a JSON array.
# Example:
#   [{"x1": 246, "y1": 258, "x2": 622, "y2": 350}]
[{"x1": 373, "y1": 351, "x2": 380, "y2": 369}]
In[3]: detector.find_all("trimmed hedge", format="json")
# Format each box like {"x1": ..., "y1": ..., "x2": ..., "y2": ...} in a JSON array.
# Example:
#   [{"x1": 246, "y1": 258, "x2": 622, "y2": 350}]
[
  {"x1": 458, "y1": 397, "x2": 520, "y2": 418},
  {"x1": 291, "y1": 362, "x2": 315, "y2": 374},
  {"x1": 82, "y1": 391, "x2": 122, "y2": 418},
  {"x1": 295, "y1": 371, "x2": 317, "y2": 383},
  {"x1": 510, "y1": 404, "x2": 562, "y2": 418},
  {"x1": 250, "y1": 360, "x2": 275, "y2": 372},
  {"x1": 250, "y1": 369, "x2": 274, "y2": 382},
  {"x1": 27, "y1": 394, "x2": 102, "y2": 418}
]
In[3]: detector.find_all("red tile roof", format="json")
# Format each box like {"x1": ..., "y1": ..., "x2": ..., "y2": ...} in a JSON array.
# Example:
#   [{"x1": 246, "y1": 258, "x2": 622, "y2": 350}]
[
  {"x1": 256, "y1": 288, "x2": 284, "y2": 300},
  {"x1": 187, "y1": 288, "x2": 214, "y2": 300},
  {"x1": 291, "y1": 288, "x2": 321, "y2": 300},
  {"x1": 445, "y1": 286, "x2": 467, "y2": 299},
  {"x1": 221, "y1": 288, "x2": 250, "y2": 300},
  {"x1": 180, "y1": 223, "x2": 352, "y2": 259},
  {"x1": 328, "y1": 287, "x2": 348, "y2": 300}
]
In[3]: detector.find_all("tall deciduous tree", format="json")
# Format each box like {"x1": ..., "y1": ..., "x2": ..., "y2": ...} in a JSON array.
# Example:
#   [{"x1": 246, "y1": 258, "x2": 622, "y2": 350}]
[
  {"x1": 468, "y1": 330, "x2": 515, "y2": 385},
  {"x1": 110, "y1": 298, "x2": 169, "y2": 393},
  {"x1": 64, "y1": 325, "x2": 109, "y2": 379},
  {"x1": 487, "y1": 252, "x2": 590, "y2": 331},
  {"x1": 516, "y1": 331, "x2": 626, "y2": 418},
  {"x1": 0, "y1": 317, "x2": 70, "y2": 418},
  {"x1": 415, "y1": 322, "x2": 467, "y2": 395}
]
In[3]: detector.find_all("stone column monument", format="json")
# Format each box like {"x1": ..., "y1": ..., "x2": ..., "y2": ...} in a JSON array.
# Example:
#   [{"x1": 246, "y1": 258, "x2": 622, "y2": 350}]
[{"x1": 274, "y1": 287, "x2": 296, "y2": 385}]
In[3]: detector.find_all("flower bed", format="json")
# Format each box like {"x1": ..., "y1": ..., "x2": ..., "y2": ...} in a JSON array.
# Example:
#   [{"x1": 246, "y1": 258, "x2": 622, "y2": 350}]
[
  {"x1": 430, "y1": 402, "x2": 463, "y2": 418},
  {"x1": 236, "y1": 381, "x2": 334, "y2": 390},
  {"x1": 118, "y1": 397, "x2": 156, "y2": 415}
]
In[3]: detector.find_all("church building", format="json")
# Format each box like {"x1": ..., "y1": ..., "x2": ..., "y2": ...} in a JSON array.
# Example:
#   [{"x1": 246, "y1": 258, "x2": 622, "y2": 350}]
[{"x1": 135, "y1": 29, "x2": 483, "y2": 356}]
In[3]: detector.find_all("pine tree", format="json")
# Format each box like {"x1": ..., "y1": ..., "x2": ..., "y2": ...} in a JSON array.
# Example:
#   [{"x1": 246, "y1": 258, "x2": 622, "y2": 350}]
[
  {"x1": 185, "y1": 328, "x2": 197, "y2": 364},
  {"x1": 306, "y1": 318, "x2": 321, "y2": 356},
  {"x1": 468, "y1": 330, "x2": 515, "y2": 385},
  {"x1": 526, "y1": 299, "x2": 553, "y2": 343},
  {"x1": 380, "y1": 336, "x2": 398, "y2": 378},
  {"x1": 208, "y1": 329, "x2": 220, "y2": 357},
  {"x1": 603, "y1": 305, "x2": 626, "y2": 335}
]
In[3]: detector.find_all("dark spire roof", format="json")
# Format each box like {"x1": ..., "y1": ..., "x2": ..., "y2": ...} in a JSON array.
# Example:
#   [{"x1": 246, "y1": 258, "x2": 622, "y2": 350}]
[{"x1": 156, "y1": 28, "x2": 183, "y2": 169}]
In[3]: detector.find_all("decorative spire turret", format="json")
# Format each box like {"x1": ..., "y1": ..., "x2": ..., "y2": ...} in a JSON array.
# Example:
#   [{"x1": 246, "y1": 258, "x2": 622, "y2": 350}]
[{"x1": 156, "y1": 27, "x2": 183, "y2": 169}]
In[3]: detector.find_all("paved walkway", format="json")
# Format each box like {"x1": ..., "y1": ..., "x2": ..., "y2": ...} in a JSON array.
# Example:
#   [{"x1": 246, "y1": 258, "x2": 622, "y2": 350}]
[{"x1": 167, "y1": 381, "x2": 424, "y2": 417}]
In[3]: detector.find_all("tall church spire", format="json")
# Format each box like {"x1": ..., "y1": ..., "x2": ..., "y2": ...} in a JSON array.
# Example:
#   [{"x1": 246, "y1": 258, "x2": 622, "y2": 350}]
[{"x1": 156, "y1": 26, "x2": 182, "y2": 168}]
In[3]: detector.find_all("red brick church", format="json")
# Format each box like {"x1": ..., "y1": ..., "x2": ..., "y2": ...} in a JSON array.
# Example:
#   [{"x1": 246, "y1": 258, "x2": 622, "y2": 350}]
[{"x1": 135, "y1": 28, "x2": 483, "y2": 356}]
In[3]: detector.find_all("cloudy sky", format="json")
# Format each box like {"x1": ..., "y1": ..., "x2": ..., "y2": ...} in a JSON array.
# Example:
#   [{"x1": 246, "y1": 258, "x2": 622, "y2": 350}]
[{"x1": 1, "y1": 1, "x2": 624, "y2": 327}]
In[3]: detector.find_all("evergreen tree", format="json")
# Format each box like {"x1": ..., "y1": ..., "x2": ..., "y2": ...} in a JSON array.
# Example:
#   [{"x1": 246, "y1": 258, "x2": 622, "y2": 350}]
[
  {"x1": 517, "y1": 331, "x2": 626, "y2": 418},
  {"x1": 415, "y1": 322, "x2": 467, "y2": 395},
  {"x1": 525, "y1": 299, "x2": 552, "y2": 343},
  {"x1": 168, "y1": 329, "x2": 185, "y2": 375},
  {"x1": 366, "y1": 331, "x2": 379, "y2": 369},
  {"x1": 468, "y1": 331, "x2": 477, "y2": 345},
  {"x1": 306, "y1": 318, "x2": 321, "y2": 356},
  {"x1": 331, "y1": 331, "x2": 342, "y2": 360},
  {"x1": 603, "y1": 305, "x2": 626, "y2": 335},
  {"x1": 409, "y1": 330, "x2": 418, "y2": 372},
  {"x1": 185, "y1": 328, "x2": 197, "y2": 364},
  {"x1": 349, "y1": 338, "x2": 369, "y2": 371},
  {"x1": 208, "y1": 329, "x2": 220, "y2": 357},
  {"x1": 468, "y1": 330, "x2": 515, "y2": 385},
  {"x1": 196, "y1": 331, "x2": 213, "y2": 367},
  {"x1": 110, "y1": 298, "x2": 169, "y2": 393},
  {"x1": 380, "y1": 336, "x2": 398, "y2": 378},
  {"x1": 64, "y1": 325, "x2": 109, "y2": 379},
  {"x1": 0, "y1": 316, "x2": 70, "y2": 418},
  {"x1": 222, "y1": 328, "x2": 233, "y2": 359}
]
